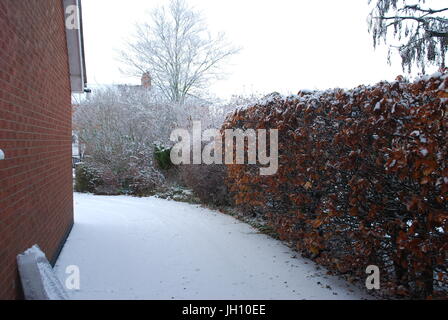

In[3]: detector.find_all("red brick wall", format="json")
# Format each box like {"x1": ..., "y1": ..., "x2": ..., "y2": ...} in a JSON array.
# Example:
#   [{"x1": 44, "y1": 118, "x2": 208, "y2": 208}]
[{"x1": 0, "y1": 1, "x2": 74, "y2": 299}]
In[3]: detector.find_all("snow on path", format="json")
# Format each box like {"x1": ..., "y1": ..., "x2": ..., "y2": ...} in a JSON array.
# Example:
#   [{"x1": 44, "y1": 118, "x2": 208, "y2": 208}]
[{"x1": 54, "y1": 193, "x2": 371, "y2": 300}]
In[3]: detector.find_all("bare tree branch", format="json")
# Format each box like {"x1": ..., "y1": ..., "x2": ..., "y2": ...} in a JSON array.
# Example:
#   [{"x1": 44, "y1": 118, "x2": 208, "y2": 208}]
[
  {"x1": 401, "y1": 5, "x2": 448, "y2": 15},
  {"x1": 368, "y1": 0, "x2": 448, "y2": 73},
  {"x1": 119, "y1": 0, "x2": 240, "y2": 103}
]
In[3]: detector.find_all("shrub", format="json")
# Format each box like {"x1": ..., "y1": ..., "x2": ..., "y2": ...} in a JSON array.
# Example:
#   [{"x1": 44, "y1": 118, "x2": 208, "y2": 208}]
[
  {"x1": 74, "y1": 163, "x2": 101, "y2": 193},
  {"x1": 180, "y1": 164, "x2": 232, "y2": 206},
  {"x1": 126, "y1": 165, "x2": 165, "y2": 196},
  {"x1": 222, "y1": 72, "x2": 448, "y2": 299},
  {"x1": 74, "y1": 159, "x2": 165, "y2": 196},
  {"x1": 154, "y1": 145, "x2": 173, "y2": 170}
]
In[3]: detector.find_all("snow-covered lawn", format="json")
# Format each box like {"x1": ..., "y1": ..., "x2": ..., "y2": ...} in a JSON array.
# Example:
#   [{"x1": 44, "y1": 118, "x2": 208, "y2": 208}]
[{"x1": 54, "y1": 193, "x2": 371, "y2": 300}]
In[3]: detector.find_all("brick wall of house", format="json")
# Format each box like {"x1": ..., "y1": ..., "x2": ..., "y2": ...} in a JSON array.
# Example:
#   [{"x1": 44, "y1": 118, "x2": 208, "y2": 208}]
[{"x1": 0, "y1": 0, "x2": 74, "y2": 299}]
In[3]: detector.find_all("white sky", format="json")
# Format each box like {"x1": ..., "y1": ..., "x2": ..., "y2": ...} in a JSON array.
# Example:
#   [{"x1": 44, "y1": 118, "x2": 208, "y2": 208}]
[{"x1": 81, "y1": 0, "x2": 437, "y2": 99}]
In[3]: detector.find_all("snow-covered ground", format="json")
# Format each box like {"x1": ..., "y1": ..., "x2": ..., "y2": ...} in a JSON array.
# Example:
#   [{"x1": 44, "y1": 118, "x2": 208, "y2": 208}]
[{"x1": 54, "y1": 193, "x2": 372, "y2": 300}]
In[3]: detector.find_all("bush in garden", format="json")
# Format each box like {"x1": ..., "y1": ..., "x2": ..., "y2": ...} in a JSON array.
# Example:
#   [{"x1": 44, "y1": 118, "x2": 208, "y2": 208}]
[
  {"x1": 74, "y1": 158, "x2": 165, "y2": 196},
  {"x1": 74, "y1": 163, "x2": 101, "y2": 193},
  {"x1": 93, "y1": 157, "x2": 165, "y2": 196},
  {"x1": 180, "y1": 164, "x2": 232, "y2": 206},
  {"x1": 126, "y1": 162, "x2": 166, "y2": 196},
  {"x1": 154, "y1": 145, "x2": 173, "y2": 170},
  {"x1": 73, "y1": 86, "x2": 230, "y2": 196},
  {"x1": 222, "y1": 72, "x2": 448, "y2": 299}
]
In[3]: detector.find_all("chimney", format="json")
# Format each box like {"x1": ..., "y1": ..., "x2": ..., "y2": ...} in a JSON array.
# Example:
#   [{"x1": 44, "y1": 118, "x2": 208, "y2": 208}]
[{"x1": 141, "y1": 72, "x2": 152, "y2": 89}]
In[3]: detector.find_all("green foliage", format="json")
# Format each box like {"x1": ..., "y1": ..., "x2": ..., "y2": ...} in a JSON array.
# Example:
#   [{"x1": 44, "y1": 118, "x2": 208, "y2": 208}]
[
  {"x1": 74, "y1": 164, "x2": 100, "y2": 193},
  {"x1": 154, "y1": 145, "x2": 173, "y2": 170}
]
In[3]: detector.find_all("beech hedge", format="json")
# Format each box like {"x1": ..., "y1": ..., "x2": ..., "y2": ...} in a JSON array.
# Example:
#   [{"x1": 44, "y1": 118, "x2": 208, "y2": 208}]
[{"x1": 222, "y1": 72, "x2": 448, "y2": 299}]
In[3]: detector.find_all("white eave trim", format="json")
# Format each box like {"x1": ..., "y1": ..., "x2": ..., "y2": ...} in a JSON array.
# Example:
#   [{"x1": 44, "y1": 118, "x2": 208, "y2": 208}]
[{"x1": 63, "y1": 0, "x2": 86, "y2": 93}]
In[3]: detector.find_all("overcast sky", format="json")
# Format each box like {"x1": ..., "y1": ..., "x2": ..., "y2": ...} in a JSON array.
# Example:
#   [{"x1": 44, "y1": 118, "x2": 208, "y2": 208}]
[{"x1": 81, "y1": 0, "x2": 436, "y2": 99}]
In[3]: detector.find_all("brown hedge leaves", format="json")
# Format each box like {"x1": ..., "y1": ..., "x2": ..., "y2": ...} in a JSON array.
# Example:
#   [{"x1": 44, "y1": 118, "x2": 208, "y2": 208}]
[{"x1": 222, "y1": 73, "x2": 448, "y2": 299}]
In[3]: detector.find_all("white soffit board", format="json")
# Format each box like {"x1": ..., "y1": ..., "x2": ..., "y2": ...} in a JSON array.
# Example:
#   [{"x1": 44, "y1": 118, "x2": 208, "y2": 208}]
[{"x1": 63, "y1": 0, "x2": 86, "y2": 93}]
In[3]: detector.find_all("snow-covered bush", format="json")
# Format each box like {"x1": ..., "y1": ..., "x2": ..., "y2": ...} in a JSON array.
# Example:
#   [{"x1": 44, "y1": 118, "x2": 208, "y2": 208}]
[
  {"x1": 73, "y1": 86, "x2": 237, "y2": 195},
  {"x1": 180, "y1": 163, "x2": 231, "y2": 206},
  {"x1": 175, "y1": 94, "x2": 260, "y2": 205},
  {"x1": 223, "y1": 71, "x2": 448, "y2": 299},
  {"x1": 73, "y1": 86, "x2": 171, "y2": 195},
  {"x1": 74, "y1": 163, "x2": 101, "y2": 193},
  {"x1": 154, "y1": 145, "x2": 173, "y2": 170}
]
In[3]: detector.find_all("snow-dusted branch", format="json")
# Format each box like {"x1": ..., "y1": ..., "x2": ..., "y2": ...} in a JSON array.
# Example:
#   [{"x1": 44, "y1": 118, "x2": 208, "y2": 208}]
[
  {"x1": 368, "y1": 0, "x2": 448, "y2": 73},
  {"x1": 119, "y1": 0, "x2": 240, "y2": 103}
]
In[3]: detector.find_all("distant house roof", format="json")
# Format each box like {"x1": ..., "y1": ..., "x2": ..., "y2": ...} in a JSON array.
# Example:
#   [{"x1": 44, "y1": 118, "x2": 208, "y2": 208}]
[{"x1": 63, "y1": 0, "x2": 87, "y2": 93}]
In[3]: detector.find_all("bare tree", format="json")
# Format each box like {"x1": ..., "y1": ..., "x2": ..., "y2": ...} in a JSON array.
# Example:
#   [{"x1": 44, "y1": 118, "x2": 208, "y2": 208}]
[
  {"x1": 120, "y1": 0, "x2": 240, "y2": 103},
  {"x1": 368, "y1": 0, "x2": 448, "y2": 73}
]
